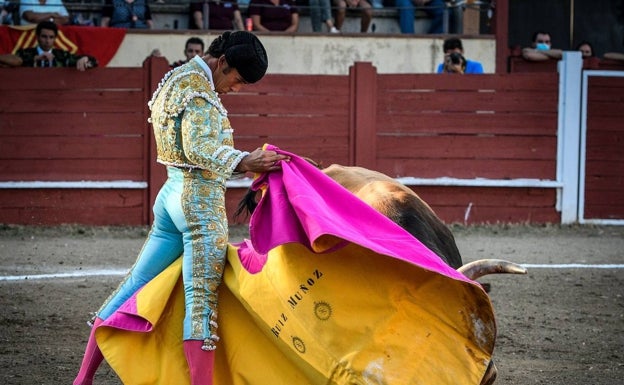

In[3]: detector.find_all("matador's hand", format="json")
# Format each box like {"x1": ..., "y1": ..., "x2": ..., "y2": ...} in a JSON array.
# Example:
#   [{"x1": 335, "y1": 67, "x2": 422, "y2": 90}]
[{"x1": 236, "y1": 148, "x2": 290, "y2": 173}]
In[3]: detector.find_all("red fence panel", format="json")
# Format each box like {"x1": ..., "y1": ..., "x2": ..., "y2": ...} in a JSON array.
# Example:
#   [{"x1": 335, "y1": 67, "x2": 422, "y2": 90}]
[{"x1": 583, "y1": 75, "x2": 624, "y2": 220}]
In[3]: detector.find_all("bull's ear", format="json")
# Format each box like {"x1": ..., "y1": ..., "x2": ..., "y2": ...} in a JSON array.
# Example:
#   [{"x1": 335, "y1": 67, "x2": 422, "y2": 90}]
[{"x1": 301, "y1": 157, "x2": 322, "y2": 169}]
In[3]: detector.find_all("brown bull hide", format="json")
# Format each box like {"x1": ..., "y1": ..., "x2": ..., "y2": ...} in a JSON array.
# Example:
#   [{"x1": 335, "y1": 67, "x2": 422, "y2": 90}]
[{"x1": 322, "y1": 164, "x2": 463, "y2": 269}]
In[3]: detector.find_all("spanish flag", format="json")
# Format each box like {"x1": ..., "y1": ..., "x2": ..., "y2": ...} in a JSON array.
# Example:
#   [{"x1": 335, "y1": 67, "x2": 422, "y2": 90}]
[
  {"x1": 0, "y1": 25, "x2": 125, "y2": 66},
  {"x1": 94, "y1": 146, "x2": 496, "y2": 384}
]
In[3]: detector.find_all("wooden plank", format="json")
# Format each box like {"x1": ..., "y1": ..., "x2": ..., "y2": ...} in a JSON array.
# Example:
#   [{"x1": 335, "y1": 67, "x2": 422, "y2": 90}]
[
  {"x1": 584, "y1": 160, "x2": 624, "y2": 177},
  {"x1": 0, "y1": 159, "x2": 145, "y2": 181},
  {"x1": 0, "y1": 189, "x2": 144, "y2": 207},
  {"x1": 220, "y1": 94, "x2": 349, "y2": 115},
  {"x1": 1, "y1": 90, "x2": 144, "y2": 113},
  {"x1": 583, "y1": 175, "x2": 624, "y2": 190},
  {"x1": 587, "y1": 76, "x2": 624, "y2": 90},
  {"x1": 583, "y1": 204, "x2": 624, "y2": 220},
  {"x1": 377, "y1": 90, "x2": 558, "y2": 113},
  {"x1": 376, "y1": 112, "x2": 558, "y2": 136},
  {"x1": 393, "y1": 186, "x2": 558, "y2": 224},
  {"x1": 0, "y1": 207, "x2": 145, "y2": 225},
  {"x1": 375, "y1": 158, "x2": 557, "y2": 179},
  {"x1": 377, "y1": 135, "x2": 557, "y2": 160},
  {"x1": 0, "y1": 112, "x2": 144, "y2": 135},
  {"x1": 227, "y1": 75, "x2": 349, "y2": 95},
  {"x1": 1, "y1": 137, "x2": 144, "y2": 159},
  {"x1": 0, "y1": 68, "x2": 143, "y2": 90},
  {"x1": 231, "y1": 137, "x2": 350, "y2": 166},
  {"x1": 230, "y1": 115, "x2": 349, "y2": 137},
  {"x1": 378, "y1": 73, "x2": 559, "y2": 91},
  {"x1": 0, "y1": 189, "x2": 145, "y2": 225}
]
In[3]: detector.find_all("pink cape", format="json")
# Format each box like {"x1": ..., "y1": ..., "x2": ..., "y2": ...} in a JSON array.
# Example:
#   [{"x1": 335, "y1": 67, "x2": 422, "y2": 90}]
[{"x1": 94, "y1": 145, "x2": 496, "y2": 385}]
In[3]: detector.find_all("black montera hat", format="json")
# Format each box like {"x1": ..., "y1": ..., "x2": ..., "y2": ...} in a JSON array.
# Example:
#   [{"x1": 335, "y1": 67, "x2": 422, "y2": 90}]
[{"x1": 217, "y1": 31, "x2": 268, "y2": 84}]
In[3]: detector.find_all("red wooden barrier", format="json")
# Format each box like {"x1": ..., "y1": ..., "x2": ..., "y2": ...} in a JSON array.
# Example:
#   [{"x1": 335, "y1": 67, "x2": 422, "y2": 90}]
[
  {"x1": 583, "y1": 75, "x2": 624, "y2": 220},
  {"x1": 0, "y1": 59, "x2": 569, "y2": 226}
]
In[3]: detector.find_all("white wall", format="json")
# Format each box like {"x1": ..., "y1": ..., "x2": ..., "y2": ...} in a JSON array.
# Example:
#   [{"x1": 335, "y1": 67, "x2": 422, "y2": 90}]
[{"x1": 107, "y1": 31, "x2": 496, "y2": 75}]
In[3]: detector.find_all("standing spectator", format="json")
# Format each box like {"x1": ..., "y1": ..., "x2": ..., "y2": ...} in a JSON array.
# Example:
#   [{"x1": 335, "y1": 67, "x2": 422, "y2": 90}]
[
  {"x1": 172, "y1": 37, "x2": 205, "y2": 67},
  {"x1": 151, "y1": 37, "x2": 206, "y2": 68},
  {"x1": 576, "y1": 41, "x2": 594, "y2": 58},
  {"x1": 19, "y1": 0, "x2": 70, "y2": 25},
  {"x1": 1, "y1": 20, "x2": 97, "y2": 70},
  {"x1": 189, "y1": 0, "x2": 245, "y2": 31},
  {"x1": 101, "y1": 0, "x2": 154, "y2": 29},
  {"x1": 522, "y1": 31, "x2": 563, "y2": 61},
  {"x1": 333, "y1": 0, "x2": 372, "y2": 33},
  {"x1": 309, "y1": 0, "x2": 338, "y2": 33},
  {"x1": 436, "y1": 37, "x2": 483, "y2": 74},
  {"x1": 396, "y1": 0, "x2": 445, "y2": 34},
  {"x1": 248, "y1": 0, "x2": 298, "y2": 32}
]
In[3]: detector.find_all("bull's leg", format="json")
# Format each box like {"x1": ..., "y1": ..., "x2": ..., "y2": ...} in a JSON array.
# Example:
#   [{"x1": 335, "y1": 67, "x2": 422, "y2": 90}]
[{"x1": 480, "y1": 360, "x2": 498, "y2": 385}]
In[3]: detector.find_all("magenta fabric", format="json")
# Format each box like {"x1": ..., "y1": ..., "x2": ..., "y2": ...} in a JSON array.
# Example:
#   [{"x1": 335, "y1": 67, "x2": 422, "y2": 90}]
[
  {"x1": 242, "y1": 145, "x2": 469, "y2": 283},
  {"x1": 100, "y1": 289, "x2": 153, "y2": 333}
]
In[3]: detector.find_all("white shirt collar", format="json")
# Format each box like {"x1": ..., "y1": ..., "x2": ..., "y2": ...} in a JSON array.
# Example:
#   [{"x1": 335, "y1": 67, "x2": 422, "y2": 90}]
[
  {"x1": 192, "y1": 55, "x2": 215, "y2": 91},
  {"x1": 37, "y1": 46, "x2": 52, "y2": 55}
]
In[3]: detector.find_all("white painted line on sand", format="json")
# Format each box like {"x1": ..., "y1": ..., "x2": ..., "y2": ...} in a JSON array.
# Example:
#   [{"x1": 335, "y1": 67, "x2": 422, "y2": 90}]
[
  {"x1": 1, "y1": 264, "x2": 624, "y2": 281},
  {"x1": 521, "y1": 264, "x2": 624, "y2": 269},
  {"x1": 0, "y1": 269, "x2": 128, "y2": 281}
]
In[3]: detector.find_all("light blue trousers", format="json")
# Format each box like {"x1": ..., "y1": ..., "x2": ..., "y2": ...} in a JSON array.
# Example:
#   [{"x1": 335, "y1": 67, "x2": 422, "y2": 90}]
[{"x1": 97, "y1": 167, "x2": 228, "y2": 347}]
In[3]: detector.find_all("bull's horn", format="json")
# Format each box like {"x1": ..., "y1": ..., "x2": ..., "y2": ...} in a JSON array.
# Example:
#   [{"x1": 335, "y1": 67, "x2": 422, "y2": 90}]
[{"x1": 458, "y1": 259, "x2": 528, "y2": 280}]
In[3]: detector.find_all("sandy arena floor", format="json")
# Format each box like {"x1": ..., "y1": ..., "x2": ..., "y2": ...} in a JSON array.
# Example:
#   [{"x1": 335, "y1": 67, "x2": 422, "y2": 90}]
[{"x1": 1, "y1": 224, "x2": 623, "y2": 385}]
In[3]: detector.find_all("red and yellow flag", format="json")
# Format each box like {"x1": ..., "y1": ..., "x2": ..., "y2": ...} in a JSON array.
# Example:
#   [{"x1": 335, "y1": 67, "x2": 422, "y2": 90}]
[{"x1": 0, "y1": 25, "x2": 125, "y2": 66}]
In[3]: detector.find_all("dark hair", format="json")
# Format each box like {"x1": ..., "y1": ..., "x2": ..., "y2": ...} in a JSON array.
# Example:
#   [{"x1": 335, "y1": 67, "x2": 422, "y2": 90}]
[
  {"x1": 36, "y1": 20, "x2": 58, "y2": 37},
  {"x1": 185, "y1": 37, "x2": 205, "y2": 52},
  {"x1": 443, "y1": 37, "x2": 463, "y2": 52},
  {"x1": 575, "y1": 40, "x2": 594, "y2": 57},
  {"x1": 531, "y1": 30, "x2": 550, "y2": 43},
  {"x1": 206, "y1": 31, "x2": 268, "y2": 84}
]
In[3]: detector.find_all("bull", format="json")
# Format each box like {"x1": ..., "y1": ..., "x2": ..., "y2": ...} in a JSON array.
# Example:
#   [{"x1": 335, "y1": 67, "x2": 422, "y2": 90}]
[{"x1": 236, "y1": 162, "x2": 527, "y2": 385}]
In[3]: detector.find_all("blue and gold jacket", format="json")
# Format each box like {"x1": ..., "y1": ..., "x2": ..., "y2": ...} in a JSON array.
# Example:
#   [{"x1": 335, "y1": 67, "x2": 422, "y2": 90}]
[{"x1": 148, "y1": 57, "x2": 248, "y2": 182}]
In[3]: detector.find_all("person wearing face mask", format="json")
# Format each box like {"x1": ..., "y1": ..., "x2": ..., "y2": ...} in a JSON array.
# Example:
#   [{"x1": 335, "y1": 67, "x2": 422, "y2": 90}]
[
  {"x1": 73, "y1": 30, "x2": 290, "y2": 385},
  {"x1": 522, "y1": 30, "x2": 563, "y2": 61}
]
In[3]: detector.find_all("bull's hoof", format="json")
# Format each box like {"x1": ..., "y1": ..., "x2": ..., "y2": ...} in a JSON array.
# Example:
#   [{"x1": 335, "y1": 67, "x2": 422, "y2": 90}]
[{"x1": 480, "y1": 360, "x2": 497, "y2": 385}]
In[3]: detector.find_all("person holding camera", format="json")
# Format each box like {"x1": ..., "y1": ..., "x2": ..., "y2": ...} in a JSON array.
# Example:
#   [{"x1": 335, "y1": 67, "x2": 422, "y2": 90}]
[
  {"x1": 436, "y1": 37, "x2": 484, "y2": 74},
  {"x1": 442, "y1": 51, "x2": 467, "y2": 74}
]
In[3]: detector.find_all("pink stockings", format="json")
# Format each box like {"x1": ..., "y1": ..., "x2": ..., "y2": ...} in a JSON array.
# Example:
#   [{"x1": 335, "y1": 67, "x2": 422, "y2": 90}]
[
  {"x1": 184, "y1": 340, "x2": 216, "y2": 385},
  {"x1": 74, "y1": 322, "x2": 214, "y2": 385},
  {"x1": 73, "y1": 317, "x2": 104, "y2": 385}
]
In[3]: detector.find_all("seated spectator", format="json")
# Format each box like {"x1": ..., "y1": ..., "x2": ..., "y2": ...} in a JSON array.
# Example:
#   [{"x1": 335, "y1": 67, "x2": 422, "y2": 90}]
[
  {"x1": 436, "y1": 37, "x2": 483, "y2": 74},
  {"x1": 334, "y1": 0, "x2": 373, "y2": 33},
  {"x1": 396, "y1": 0, "x2": 444, "y2": 34},
  {"x1": 248, "y1": 0, "x2": 299, "y2": 32},
  {"x1": 309, "y1": 0, "x2": 339, "y2": 33},
  {"x1": 1, "y1": 1, "x2": 18, "y2": 25},
  {"x1": 576, "y1": 41, "x2": 594, "y2": 58},
  {"x1": 151, "y1": 37, "x2": 205, "y2": 68},
  {"x1": 101, "y1": 0, "x2": 153, "y2": 29},
  {"x1": 522, "y1": 31, "x2": 563, "y2": 61},
  {"x1": 189, "y1": 0, "x2": 244, "y2": 30},
  {"x1": 1, "y1": 20, "x2": 97, "y2": 70},
  {"x1": 19, "y1": 0, "x2": 70, "y2": 25}
]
